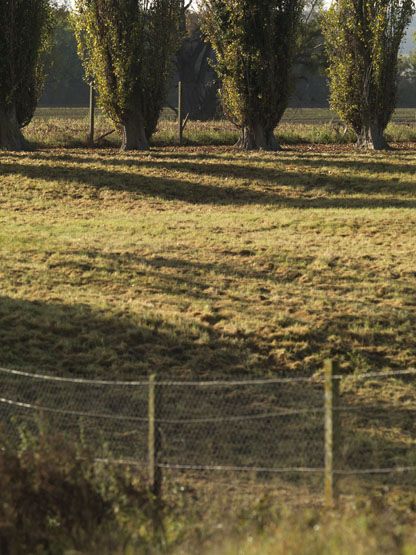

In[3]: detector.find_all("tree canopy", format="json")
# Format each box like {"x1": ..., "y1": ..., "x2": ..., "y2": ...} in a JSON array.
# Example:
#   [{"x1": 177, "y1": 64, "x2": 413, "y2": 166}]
[
  {"x1": 323, "y1": 0, "x2": 415, "y2": 149},
  {"x1": 74, "y1": 0, "x2": 182, "y2": 150},
  {"x1": 203, "y1": 0, "x2": 303, "y2": 150},
  {"x1": 0, "y1": 0, "x2": 52, "y2": 150}
]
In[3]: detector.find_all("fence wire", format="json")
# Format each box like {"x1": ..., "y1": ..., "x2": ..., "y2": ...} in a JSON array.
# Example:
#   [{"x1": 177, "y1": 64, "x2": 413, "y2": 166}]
[{"x1": 0, "y1": 366, "x2": 415, "y2": 497}]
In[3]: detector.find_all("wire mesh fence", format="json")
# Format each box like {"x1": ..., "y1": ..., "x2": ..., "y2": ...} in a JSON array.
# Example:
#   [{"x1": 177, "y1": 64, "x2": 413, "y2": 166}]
[{"x1": 1, "y1": 363, "x2": 415, "y2": 504}]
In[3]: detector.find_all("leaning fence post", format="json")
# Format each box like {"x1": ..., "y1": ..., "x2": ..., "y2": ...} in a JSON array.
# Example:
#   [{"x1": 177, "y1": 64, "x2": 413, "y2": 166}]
[
  {"x1": 148, "y1": 374, "x2": 162, "y2": 498},
  {"x1": 324, "y1": 359, "x2": 340, "y2": 507}
]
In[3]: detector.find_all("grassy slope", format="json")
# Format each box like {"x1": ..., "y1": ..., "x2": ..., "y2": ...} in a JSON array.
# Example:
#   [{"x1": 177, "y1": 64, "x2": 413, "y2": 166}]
[{"x1": 0, "y1": 145, "x2": 415, "y2": 381}]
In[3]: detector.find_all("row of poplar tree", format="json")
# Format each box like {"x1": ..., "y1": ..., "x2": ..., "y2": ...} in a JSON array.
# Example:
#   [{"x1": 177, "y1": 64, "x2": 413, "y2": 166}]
[{"x1": 0, "y1": 0, "x2": 414, "y2": 152}]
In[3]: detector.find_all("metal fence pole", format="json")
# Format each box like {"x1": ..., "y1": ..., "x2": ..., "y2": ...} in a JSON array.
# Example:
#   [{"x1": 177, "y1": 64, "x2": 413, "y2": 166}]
[
  {"x1": 148, "y1": 374, "x2": 162, "y2": 498},
  {"x1": 324, "y1": 359, "x2": 340, "y2": 507},
  {"x1": 178, "y1": 80, "x2": 183, "y2": 146},
  {"x1": 88, "y1": 83, "x2": 95, "y2": 146}
]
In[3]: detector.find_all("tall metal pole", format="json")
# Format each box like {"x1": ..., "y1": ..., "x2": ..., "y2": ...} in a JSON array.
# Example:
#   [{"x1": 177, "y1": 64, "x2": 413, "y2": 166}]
[
  {"x1": 88, "y1": 83, "x2": 95, "y2": 146},
  {"x1": 178, "y1": 81, "x2": 183, "y2": 146}
]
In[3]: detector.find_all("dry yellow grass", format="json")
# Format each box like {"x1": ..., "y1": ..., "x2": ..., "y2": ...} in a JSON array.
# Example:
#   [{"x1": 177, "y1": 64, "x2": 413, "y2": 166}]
[
  {"x1": 1, "y1": 144, "x2": 415, "y2": 380},
  {"x1": 1, "y1": 143, "x2": 416, "y2": 551},
  {"x1": 26, "y1": 108, "x2": 416, "y2": 147}
]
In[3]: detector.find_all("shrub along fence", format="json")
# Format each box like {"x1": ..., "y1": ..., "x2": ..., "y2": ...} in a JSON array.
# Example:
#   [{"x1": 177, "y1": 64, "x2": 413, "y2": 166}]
[{"x1": 0, "y1": 360, "x2": 415, "y2": 506}]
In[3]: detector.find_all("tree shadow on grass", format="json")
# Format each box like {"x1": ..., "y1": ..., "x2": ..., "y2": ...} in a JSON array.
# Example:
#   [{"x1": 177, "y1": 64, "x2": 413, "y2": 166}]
[
  {"x1": 0, "y1": 295, "x2": 249, "y2": 379},
  {"x1": 17, "y1": 148, "x2": 416, "y2": 184},
  {"x1": 0, "y1": 294, "x2": 324, "y2": 470},
  {"x1": 26, "y1": 148, "x2": 416, "y2": 179},
  {"x1": 99, "y1": 149, "x2": 416, "y2": 179},
  {"x1": 0, "y1": 295, "x2": 414, "y2": 492},
  {"x1": 46, "y1": 248, "x2": 313, "y2": 295},
  {"x1": 279, "y1": 153, "x2": 416, "y2": 176},
  {"x1": 1, "y1": 157, "x2": 416, "y2": 208},
  {"x1": 8, "y1": 247, "x2": 414, "y2": 377}
]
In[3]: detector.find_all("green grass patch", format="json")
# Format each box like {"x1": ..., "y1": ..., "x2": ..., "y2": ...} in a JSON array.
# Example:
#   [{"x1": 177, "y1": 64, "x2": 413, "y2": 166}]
[
  {"x1": 1, "y1": 142, "x2": 416, "y2": 550},
  {"x1": 27, "y1": 108, "x2": 416, "y2": 148},
  {"x1": 1, "y1": 144, "x2": 415, "y2": 380},
  {"x1": 1, "y1": 142, "x2": 416, "y2": 507}
]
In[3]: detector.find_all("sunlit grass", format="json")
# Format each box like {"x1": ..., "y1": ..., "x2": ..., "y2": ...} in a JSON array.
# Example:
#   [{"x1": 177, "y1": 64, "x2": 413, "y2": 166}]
[
  {"x1": 26, "y1": 108, "x2": 416, "y2": 148},
  {"x1": 0, "y1": 144, "x2": 415, "y2": 380},
  {"x1": 201, "y1": 506, "x2": 416, "y2": 555},
  {"x1": 1, "y1": 141, "x2": 416, "y2": 537}
]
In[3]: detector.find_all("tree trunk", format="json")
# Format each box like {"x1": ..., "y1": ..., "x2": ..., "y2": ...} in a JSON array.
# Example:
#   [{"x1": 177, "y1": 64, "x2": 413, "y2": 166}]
[
  {"x1": 0, "y1": 105, "x2": 28, "y2": 151},
  {"x1": 356, "y1": 123, "x2": 389, "y2": 150},
  {"x1": 235, "y1": 123, "x2": 280, "y2": 151},
  {"x1": 121, "y1": 114, "x2": 149, "y2": 151}
]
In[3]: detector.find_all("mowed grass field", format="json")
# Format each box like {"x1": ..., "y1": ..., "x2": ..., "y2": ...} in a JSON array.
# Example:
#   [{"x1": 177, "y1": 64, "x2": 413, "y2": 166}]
[
  {"x1": 27, "y1": 107, "x2": 416, "y2": 147},
  {"x1": 0, "y1": 142, "x2": 415, "y2": 382},
  {"x1": 1, "y1": 132, "x2": 416, "y2": 552}
]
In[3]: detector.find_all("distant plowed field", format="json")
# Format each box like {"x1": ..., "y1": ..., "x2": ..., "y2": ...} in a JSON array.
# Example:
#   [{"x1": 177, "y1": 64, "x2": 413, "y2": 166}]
[{"x1": 34, "y1": 106, "x2": 416, "y2": 123}]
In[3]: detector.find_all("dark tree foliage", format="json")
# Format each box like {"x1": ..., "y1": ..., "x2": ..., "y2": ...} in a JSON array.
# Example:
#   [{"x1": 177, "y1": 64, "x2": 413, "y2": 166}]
[
  {"x1": 323, "y1": 0, "x2": 415, "y2": 150},
  {"x1": 0, "y1": 0, "x2": 52, "y2": 150},
  {"x1": 173, "y1": 9, "x2": 219, "y2": 120},
  {"x1": 203, "y1": 0, "x2": 303, "y2": 150},
  {"x1": 291, "y1": 0, "x2": 328, "y2": 107},
  {"x1": 398, "y1": 49, "x2": 416, "y2": 106},
  {"x1": 41, "y1": 5, "x2": 89, "y2": 107},
  {"x1": 74, "y1": 0, "x2": 182, "y2": 151}
]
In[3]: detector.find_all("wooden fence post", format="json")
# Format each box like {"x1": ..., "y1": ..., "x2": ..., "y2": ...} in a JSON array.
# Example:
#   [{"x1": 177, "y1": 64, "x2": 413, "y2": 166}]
[
  {"x1": 148, "y1": 374, "x2": 162, "y2": 498},
  {"x1": 88, "y1": 83, "x2": 95, "y2": 146},
  {"x1": 324, "y1": 359, "x2": 340, "y2": 507}
]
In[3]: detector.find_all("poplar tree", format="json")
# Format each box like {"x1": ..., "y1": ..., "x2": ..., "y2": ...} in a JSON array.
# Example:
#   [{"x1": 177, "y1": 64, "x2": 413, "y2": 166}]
[
  {"x1": 203, "y1": 0, "x2": 303, "y2": 150},
  {"x1": 323, "y1": 0, "x2": 415, "y2": 149},
  {"x1": 74, "y1": 0, "x2": 182, "y2": 151},
  {"x1": 0, "y1": 0, "x2": 52, "y2": 150}
]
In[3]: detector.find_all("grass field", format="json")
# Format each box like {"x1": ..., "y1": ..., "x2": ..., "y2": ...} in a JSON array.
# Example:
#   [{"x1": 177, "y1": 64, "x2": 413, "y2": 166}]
[
  {"x1": 34, "y1": 106, "x2": 416, "y2": 123},
  {"x1": 197, "y1": 505, "x2": 416, "y2": 555},
  {"x1": 27, "y1": 107, "x2": 416, "y2": 147},
  {"x1": 1, "y1": 131, "x2": 416, "y2": 551},
  {"x1": 1, "y1": 144, "x2": 415, "y2": 379}
]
